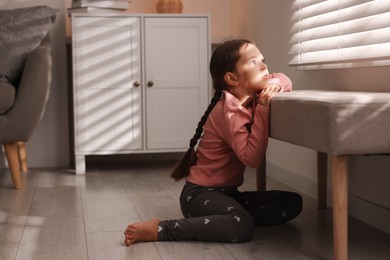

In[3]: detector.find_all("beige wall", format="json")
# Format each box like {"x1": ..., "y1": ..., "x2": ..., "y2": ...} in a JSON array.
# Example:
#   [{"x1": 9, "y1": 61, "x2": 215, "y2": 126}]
[
  {"x1": 1, "y1": 0, "x2": 389, "y2": 234},
  {"x1": 66, "y1": 0, "x2": 231, "y2": 42}
]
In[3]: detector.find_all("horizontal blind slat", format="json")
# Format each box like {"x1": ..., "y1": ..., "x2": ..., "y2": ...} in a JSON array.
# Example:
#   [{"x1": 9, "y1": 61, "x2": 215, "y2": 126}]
[
  {"x1": 291, "y1": 0, "x2": 328, "y2": 10},
  {"x1": 340, "y1": 0, "x2": 390, "y2": 22},
  {"x1": 297, "y1": 0, "x2": 387, "y2": 30},
  {"x1": 298, "y1": 0, "x2": 373, "y2": 20},
  {"x1": 289, "y1": 43, "x2": 390, "y2": 65},
  {"x1": 297, "y1": 59, "x2": 390, "y2": 70}
]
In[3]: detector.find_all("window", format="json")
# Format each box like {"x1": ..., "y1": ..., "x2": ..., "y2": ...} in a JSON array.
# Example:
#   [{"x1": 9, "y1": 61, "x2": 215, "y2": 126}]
[{"x1": 289, "y1": 0, "x2": 390, "y2": 69}]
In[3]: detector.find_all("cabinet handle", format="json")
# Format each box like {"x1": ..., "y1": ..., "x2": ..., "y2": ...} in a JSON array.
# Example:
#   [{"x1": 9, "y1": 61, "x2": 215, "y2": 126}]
[
  {"x1": 134, "y1": 81, "x2": 141, "y2": 87},
  {"x1": 147, "y1": 81, "x2": 154, "y2": 87}
]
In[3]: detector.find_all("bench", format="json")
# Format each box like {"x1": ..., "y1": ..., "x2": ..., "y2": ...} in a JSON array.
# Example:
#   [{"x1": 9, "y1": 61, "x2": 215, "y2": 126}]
[{"x1": 257, "y1": 90, "x2": 390, "y2": 260}]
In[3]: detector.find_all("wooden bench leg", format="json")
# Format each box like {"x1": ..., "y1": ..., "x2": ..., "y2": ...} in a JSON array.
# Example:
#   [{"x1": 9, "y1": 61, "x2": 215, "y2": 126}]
[
  {"x1": 256, "y1": 154, "x2": 266, "y2": 192},
  {"x1": 317, "y1": 152, "x2": 328, "y2": 209},
  {"x1": 331, "y1": 155, "x2": 348, "y2": 260}
]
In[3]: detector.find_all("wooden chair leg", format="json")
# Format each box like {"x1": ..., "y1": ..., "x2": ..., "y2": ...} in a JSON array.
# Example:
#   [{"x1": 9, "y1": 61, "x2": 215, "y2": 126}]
[
  {"x1": 256, "y1": 154, "x2": 266, "y2": 192},
  {"x1": 3, "y1": 142, "x2": 22, "y2": 189},
  {"x1": 17, "y1": 142, "x2": 28, "y2": 172},
  {"x1": 317, "y1": 152, "x2": 328, "y2": 209},
  {"x1": 331, "y1": 155, "x2": 348, "y2": 260}
]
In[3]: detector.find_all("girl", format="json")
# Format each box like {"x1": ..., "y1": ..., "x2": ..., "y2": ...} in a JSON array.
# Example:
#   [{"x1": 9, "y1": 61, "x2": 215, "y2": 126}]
[{"x1": 124, "y1": 39, "x2": 302, "y2": 245}]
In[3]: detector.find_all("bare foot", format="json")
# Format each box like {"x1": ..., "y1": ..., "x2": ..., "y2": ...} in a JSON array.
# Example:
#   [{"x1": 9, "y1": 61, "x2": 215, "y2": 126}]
[{"x1": 124, "y1": 218, "x2": 160, "y2": 246}]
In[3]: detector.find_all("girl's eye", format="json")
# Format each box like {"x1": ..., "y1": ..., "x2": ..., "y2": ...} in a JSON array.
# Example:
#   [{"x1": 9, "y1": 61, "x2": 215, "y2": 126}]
[{"x1": 250, "y1": 60, "x2": 257, "y2": 65}]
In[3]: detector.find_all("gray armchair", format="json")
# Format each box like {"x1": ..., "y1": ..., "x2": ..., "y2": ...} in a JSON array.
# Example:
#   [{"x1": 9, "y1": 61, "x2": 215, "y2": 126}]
[{"x1": 0, "y1": 36, "x2": 52, "y2": 189}]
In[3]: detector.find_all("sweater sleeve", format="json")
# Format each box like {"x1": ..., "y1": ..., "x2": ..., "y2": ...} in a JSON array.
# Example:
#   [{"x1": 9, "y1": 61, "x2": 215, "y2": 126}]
[
  {"x1": 219, "y1": 102, "x2": 270, "y2": 169},
  {"x1": 268, "y1": 73, "x2": 293, "y2": 92}
]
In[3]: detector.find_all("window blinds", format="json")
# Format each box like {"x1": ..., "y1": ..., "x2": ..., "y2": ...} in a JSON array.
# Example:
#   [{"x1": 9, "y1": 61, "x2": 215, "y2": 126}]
[{"x1": 289, "y1": 0, "x2": 390, "y2": 69}]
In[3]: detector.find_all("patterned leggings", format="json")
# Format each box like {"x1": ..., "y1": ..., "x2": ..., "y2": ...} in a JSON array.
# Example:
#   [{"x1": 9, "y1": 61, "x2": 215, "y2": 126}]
[{"x1": 157, "y1": 181, "x2": 303, "y2": 242}]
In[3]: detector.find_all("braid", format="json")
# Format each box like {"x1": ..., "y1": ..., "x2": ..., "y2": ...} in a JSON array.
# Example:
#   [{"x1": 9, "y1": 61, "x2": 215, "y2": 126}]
[
  {"x1": 189, "y1": 91, "x2": 222, "y2": 148},
  {"x1": 170, "y1": 39, "x2": 251, "y2": 181},
  {"x1": 170, "y1": 91, "x2": 223, "y2": 181}
]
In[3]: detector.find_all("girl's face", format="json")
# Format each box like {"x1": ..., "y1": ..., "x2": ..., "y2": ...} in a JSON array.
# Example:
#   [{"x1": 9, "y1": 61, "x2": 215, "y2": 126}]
[{"x1": 235, "y1": 43, "x2": 269, "y2": 94}]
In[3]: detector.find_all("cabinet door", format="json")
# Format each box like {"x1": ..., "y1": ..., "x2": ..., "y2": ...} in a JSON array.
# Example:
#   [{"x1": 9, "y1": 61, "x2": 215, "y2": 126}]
[
  {"x1": 144, "y1": 17, "x2": 209, "y2": 150},
  {"x1": 73, "y1": 17, "x2": 142, "y2": 153}
]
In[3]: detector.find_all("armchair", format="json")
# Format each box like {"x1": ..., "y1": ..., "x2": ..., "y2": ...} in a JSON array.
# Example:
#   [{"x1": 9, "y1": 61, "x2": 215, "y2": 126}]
[{"x1": 0, "y1": 35, "x2": 53, "y2": 189}]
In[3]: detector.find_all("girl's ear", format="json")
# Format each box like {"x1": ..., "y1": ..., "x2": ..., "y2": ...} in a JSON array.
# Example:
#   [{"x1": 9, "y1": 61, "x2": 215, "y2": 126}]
[{"x1": 224, "y1": 72, "x2": 239, "y2": 87}]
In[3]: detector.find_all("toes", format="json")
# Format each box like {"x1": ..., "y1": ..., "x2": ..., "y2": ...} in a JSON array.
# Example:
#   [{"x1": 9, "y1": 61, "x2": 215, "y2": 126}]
[
  {"x1": 124, "y1": 230, "x2": 136, "y2": 246},
  {"x1": 124, "y1": 226, "x2": 136, "y2": 234},
  {"x1": 125, "y1": 238, "x2": 135, "y2": 247}
]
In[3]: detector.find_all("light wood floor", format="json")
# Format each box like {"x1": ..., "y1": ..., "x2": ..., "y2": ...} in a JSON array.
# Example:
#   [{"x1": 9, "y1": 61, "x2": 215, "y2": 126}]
[{"x1": 1, "y1": 159, "x2": 390, "y2": 260}]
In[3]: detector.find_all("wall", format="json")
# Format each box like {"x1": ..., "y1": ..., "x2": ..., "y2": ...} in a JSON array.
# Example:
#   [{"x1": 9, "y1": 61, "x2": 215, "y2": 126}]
[
  {"x1": 127, "y1": 0, "x2": 232, "y2": 43},
  {"x1": 128, "y1": 0, "x2": 232, "y2": 43},
  {"x1": 230, "y1": 0, "x2": 390, "y2": 233},
  {"x1": 1, "y1": 0, "x2": 389, "y2": 234},
  {"x1": 65, "y1": 0, "x2": 231, "y2": 42}
]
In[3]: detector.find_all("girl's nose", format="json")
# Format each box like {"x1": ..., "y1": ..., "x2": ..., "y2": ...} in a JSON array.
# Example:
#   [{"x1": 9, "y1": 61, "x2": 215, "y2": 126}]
[{"x1": 260, "y1": 62, "x2": 268, "y2": 71}]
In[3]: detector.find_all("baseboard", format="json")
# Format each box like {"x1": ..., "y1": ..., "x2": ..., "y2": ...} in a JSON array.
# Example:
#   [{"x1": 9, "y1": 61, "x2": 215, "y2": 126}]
[
  {"x1": 349, "y1": 194, "x2": 390, "y2": 234},
  {"x1": 267, "y1": 162, "x2": 390, "y2": 235},
  {"x1": 267, "y1": 162, "x2": 318, "y2": 199}
]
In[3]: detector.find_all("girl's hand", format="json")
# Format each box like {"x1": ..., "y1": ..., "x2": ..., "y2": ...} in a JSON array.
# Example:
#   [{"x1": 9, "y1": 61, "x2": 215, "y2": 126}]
[{"x1": 257, "y1": 84, "x2": 281, "y2": 107}]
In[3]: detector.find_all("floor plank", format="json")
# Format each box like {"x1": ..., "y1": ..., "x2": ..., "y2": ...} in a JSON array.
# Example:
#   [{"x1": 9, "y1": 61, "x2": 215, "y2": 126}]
[
  {"x1": 87, "y1": 231, "x2": 162, "y2": 260},
  {"x1": 15, "y1": 198, "x2": 87, "y2": 260},
  {"x1": 0, "y1": 169, "x2": 40, "y2": 260},
  {"x1": 154, "y1": 241, "x2": 236, "y2": 260},
  {"x1": 81, "y1": 168, "x2": 140, "y2": 233},
  {"x1": 130, "y1": 194, "x2": 183, "y2": 221}
]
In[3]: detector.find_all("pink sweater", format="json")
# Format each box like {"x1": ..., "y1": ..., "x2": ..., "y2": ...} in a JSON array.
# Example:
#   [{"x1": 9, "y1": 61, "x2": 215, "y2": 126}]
[{"x1": 186, "y1": 73, "x2": 292, "y2": 188}]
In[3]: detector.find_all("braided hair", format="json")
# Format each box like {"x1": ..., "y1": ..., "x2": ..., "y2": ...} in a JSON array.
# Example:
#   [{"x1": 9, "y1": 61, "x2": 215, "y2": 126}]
[{"x1": 170, "y1": 39, "x2": 253, "y2": 181}]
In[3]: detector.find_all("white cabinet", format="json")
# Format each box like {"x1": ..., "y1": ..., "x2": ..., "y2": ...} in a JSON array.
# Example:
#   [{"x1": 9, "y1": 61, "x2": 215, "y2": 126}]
[{"x1": 71, "y1": 14, "x2": 210, "y2": 174}]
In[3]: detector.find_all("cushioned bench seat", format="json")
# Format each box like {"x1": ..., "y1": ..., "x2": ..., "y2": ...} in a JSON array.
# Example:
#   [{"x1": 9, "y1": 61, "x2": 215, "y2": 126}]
[
  {"x1": 270, "y1": 90, "x2": 390, "y2": 155},
  {"x1": 257, "y1": 90, "x2": 390, "y2": 260}
]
